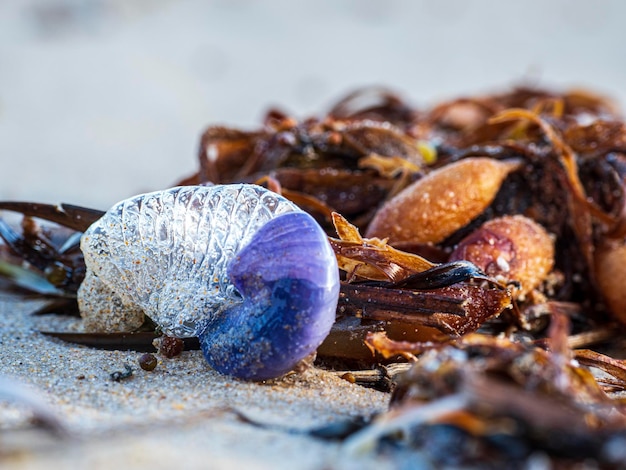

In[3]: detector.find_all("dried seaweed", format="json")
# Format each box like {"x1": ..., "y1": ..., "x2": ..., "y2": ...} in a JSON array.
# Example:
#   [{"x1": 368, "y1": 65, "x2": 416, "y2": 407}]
[{"x1": 3, "y1": 84, "x2": 626, "y2": 465}]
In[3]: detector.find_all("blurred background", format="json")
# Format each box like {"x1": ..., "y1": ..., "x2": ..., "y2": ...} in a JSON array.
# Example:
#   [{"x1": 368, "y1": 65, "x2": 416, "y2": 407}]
[{"x1": 1, "y1": 0, "x2": 625, "y2": 208}]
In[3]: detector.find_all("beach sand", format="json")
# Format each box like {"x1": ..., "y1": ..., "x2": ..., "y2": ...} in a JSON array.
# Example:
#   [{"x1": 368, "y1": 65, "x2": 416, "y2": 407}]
[{"x1": 0, "y1": 292, "x2": 394, "y2": 469}]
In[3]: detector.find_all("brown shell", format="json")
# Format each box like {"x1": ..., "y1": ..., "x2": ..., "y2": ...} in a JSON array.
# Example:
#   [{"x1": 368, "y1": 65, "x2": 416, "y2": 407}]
[
  {"x1": 365, "y1": 157, "x2": 520, "y2": 244},
  {"x1": 450, "y1": 215, "x2": 555, "y2": 297}
]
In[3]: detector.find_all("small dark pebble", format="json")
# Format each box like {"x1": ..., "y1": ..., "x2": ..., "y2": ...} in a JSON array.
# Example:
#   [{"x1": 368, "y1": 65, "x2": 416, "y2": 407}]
[
  {"x1": 160, "y1": 336, "x2": 184, "y2": 358},
  {"x1": 76, "y1": 374, "x2": 85, "y2": 380},
  {"x1": 139, "y1": 353, "x2": 158, "y2": 371},
  {"x1": 110, "y1": 364, "x2": 133, "y2": 382}
]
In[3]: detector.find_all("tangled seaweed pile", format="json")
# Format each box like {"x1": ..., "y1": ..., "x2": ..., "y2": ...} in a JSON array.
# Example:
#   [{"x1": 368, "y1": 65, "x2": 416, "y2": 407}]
[
  {"x1": 3, "y1": 85, "x2": 626, "y2": 466},
  {"x1": 186, "y1": 85, "x2": 626, "y2": 353}
]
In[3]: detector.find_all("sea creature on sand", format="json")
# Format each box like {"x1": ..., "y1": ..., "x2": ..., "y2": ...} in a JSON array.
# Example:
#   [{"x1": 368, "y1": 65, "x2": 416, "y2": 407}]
[
  {"x1": 0, "y1": 185, "x2": 340, "y2": 381},
  {"x1": 81, "y1": 184, "x2": 340, "y2": 380}
]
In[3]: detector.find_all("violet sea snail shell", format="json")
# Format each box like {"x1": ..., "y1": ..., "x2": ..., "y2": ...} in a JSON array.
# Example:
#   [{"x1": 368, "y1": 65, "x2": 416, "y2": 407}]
[{"x1": 78, "y1": 184, "x2": 340, "y2": 380}]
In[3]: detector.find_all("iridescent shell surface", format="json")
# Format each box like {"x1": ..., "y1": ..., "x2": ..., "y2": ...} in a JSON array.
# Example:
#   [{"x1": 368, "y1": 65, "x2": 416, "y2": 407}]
[
  {"x1": 80, "y1": 185, "x2": 302, "y2": 337},
  {"x1": 199, "y1": 211, "x2": 340, "y2": 380}
]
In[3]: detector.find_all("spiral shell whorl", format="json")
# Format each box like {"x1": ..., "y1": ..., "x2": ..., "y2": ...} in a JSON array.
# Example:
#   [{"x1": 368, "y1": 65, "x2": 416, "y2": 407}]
[
  {"x1": 199, "y1": 212, "x2": 340, "y2": 380},
  {"x1": 80, "y1": 185, "x2": 300, "y2": 337}
]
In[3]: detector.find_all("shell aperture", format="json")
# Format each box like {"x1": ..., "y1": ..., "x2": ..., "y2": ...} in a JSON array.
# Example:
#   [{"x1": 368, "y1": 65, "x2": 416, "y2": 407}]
[{"x1": 199, "y1": 211, "x2": 340, "y2": 380}]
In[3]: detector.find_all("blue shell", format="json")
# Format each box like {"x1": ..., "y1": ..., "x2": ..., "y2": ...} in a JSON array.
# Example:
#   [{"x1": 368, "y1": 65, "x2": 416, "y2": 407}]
[
  {"x1": 199, "y1": 211, "x2": 340, "y2": 380},
  {"x1": 79, "y1": 184, "x2": 340, "y2": 380}
]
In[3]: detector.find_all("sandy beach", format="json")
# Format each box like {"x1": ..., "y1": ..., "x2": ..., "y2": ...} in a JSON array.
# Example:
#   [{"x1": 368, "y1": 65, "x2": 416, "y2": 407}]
[{"x1": 0, "y1": 291, "x2": 395, "y2": 469}]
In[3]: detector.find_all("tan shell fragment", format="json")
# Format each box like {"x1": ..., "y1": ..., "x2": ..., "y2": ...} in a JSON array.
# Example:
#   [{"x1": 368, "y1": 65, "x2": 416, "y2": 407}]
[
  {"x1": 366, "y1": 157, "x2": 521, "y2": 244},
  {"x1": 78, "y1": 271, "x2": 145, "y2": 332},
  {"x1": 595, "y1": 241, "x2": 626, "y2": 325},
  {"x1": 450, "y1": 215, "x2": 555, "y2": 297}
]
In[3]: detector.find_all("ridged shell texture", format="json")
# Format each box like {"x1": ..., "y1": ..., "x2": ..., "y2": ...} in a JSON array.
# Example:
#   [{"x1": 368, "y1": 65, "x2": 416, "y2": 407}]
[{"x1": 80, "y1": 185, "x2": 300, "y2": 337}]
